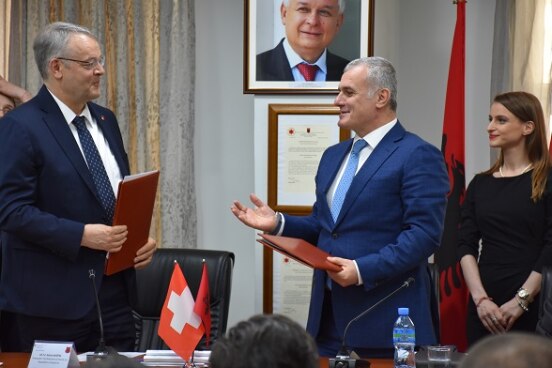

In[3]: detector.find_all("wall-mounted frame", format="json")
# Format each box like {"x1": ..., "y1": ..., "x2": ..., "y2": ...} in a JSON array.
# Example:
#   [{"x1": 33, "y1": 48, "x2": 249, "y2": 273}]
[
  {"x1": 244, "y1": 0, "x2": 374, "y2": 95},
  {"x1": 264, "y1": 103, "x2": 349, "y2": 313}
]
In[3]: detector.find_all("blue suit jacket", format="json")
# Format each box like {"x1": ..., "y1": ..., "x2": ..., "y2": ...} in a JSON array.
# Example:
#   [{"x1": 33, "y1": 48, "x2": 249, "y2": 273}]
[
  {"x1": 256, "y1": 38, "x2": 349, "y2": 81},
  {"x1": 0, "y1": 85, "x2": 131, "y2": 319},
  {"x1": 282, "y1": 122, "x2": 449, "y2": 349}
]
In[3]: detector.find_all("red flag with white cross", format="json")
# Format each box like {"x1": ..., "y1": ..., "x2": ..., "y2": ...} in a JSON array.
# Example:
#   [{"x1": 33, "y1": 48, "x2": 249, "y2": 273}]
[{"x1": 158, "y1": 262, "x2": 204, "y2": 360}]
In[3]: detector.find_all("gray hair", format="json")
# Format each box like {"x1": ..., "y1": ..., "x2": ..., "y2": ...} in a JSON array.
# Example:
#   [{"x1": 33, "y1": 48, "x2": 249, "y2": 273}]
[
  {"x1": 345, "y1": 56, "x2": 398, "y2": 111},
  {"x1": 33, "y1": 22, "x2": 97, "y2": 80},
  {"x1": 282, "y1": 0, "x2": 345, "y2": 14}
]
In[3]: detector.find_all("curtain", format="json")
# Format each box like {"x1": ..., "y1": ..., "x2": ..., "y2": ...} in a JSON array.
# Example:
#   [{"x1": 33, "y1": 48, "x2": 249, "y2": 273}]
[
  {"x1": 490, "y1": 0, "x2": 514, "y2": 100},
  {"x1": 0, "y1": 0, "x2": 10, "y2": 76},
  {"x1": 491, "y1": 0, "x2": 552, "y2": 127},
  {"x1": 5, "y1": 0, "x2": 196, "y2": 249},
  {"x1": 511, "y1": 0, "x2": 552, "y2": 123}
]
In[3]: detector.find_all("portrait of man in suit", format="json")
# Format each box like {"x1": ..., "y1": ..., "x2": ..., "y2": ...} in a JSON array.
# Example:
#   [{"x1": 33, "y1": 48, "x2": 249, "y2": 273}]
[{"x1": 256, "y1": 0, "x2": 350, "y2": 82}]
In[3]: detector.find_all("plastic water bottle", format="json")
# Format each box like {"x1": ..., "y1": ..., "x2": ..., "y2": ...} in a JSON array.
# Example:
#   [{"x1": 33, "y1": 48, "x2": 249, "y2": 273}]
[{"x1": 393, "y1": 307, "x2": 416, "y2": 368}]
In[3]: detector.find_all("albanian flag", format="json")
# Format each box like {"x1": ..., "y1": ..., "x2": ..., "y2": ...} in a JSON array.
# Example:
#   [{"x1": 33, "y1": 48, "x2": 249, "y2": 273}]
[{"x1": 435, "y1": 0, "x2": 469, "y2": 353}]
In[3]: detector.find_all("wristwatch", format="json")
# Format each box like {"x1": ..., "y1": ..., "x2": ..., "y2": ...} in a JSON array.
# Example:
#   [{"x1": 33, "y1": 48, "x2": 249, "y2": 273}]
[{"x1": 516, "y1": 287, "x2": 533, "y2": 303}]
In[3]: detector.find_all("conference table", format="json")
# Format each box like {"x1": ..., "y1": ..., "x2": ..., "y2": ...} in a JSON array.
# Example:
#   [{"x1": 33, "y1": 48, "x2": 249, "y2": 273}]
[{"x1": 0, "y1": 353, "x2": 394, "y2": 368}]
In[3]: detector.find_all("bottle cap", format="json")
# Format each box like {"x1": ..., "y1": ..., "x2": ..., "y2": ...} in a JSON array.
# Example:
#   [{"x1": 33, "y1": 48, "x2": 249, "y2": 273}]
[{"x1": 398, "y1": 307, "x2": 409, "y2": 315}]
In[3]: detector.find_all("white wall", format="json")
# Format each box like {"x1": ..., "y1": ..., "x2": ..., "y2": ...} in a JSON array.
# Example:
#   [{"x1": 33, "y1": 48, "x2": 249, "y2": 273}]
[{"x1": 195, "y1": 0, "x2": 495, "y2": 329}]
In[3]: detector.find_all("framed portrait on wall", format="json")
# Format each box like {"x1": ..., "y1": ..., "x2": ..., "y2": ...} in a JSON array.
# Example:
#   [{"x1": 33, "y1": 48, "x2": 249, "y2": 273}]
[{"x1": 244, "y1": 0, "x2": 374, "y2": 94}]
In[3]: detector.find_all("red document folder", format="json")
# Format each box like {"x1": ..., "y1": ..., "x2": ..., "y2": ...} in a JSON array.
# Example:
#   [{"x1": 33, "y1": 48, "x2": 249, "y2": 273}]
[
  {"x1": 257, "y1": 233, "x2": 341, "y2": 272},
  {"x1": 104, "y1": 170, "x2": 160, "y2": 275}
]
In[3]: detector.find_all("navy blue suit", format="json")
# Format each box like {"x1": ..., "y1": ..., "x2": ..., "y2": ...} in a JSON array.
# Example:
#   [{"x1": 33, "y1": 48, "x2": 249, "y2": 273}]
[
  {"x1": 282, "y1": 122, "x2": 449, "y2": 350},
  {"x1": 256, "y1": 38, "x2": 349, "y2": 81},
  {"x1": 0, "y1": 86, "x2": 134, "y2": 350}
]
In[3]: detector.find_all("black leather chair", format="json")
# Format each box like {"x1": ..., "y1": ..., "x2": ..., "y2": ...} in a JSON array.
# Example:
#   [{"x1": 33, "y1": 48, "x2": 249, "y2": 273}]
[
  {"x1": 536, "y1": 266, "x2": 552, "y2": 336},
  {"x1": 427, "y1": 263, "x2": 441, "y2": 343},
  {"x1": 132, "y1": 248, "x2": 234, "y2": 352}
]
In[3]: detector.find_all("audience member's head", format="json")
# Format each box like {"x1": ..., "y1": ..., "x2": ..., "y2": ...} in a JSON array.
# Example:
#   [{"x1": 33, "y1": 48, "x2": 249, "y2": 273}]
[
  {"x1": 458, "y1": 332, "x2": 552, "y2": 368},
  {"x1": 209, "y1": 314, "x2": 319, "y2": 368},
  {"x1": 280, "y1": 0, "x2": 344, "y2": 63}
]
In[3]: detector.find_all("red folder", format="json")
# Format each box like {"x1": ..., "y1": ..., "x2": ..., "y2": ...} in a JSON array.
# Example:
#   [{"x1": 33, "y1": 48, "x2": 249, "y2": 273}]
[
  {"x1": 257, "y1": 233, "x2": 341, "y2": 272},
  {"x1": 105, "y1": 170, "x2": 160, "y2": 275}
]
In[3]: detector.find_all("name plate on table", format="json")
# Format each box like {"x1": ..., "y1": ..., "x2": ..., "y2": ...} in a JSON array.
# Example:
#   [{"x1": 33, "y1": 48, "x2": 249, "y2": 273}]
[{"x1": 28, "y1": 341, "x2": 79, "y2": 368}]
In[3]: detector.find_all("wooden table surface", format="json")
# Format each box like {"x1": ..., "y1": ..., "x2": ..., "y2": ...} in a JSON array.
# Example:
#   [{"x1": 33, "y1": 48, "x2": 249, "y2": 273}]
[{"x1": 0, "y1": 353, "x2": 394, "y2": 368}]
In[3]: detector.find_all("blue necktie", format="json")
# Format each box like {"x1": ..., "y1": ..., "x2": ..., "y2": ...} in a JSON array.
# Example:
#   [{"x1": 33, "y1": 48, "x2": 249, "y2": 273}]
[
  {"x1": 73, "y1": 116, "x2": 116, "y2": 223},
  {"x1": 331, "y1": 139, "x2": 368, "y2": 221}
]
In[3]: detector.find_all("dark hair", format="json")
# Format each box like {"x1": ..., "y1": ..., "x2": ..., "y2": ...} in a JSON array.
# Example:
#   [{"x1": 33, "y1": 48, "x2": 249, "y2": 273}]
[
  {"x1": 485, "y1": 91, "x2": 550, "y2": 201},
  {"x1": 209, "y1": 314, "x2": 319, "y2": 368},
  {"x1": 459, "y1": 332, "x2": 552, "y2": 368}
]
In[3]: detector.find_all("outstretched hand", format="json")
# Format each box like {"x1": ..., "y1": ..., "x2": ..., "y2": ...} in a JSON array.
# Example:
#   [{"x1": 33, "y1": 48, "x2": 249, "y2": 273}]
[{"x1": 231, "y1": 193, "x2": 278, "y2": 232}]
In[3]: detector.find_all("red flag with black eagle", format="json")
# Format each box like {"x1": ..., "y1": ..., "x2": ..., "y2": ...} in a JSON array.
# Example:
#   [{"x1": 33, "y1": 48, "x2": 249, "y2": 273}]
[
  {"x1": 435, "y1": 0, "x2": 469, "y2": 352},
  {"x1": 194, "y1": 261, "x2": 211, "y2": 347}
]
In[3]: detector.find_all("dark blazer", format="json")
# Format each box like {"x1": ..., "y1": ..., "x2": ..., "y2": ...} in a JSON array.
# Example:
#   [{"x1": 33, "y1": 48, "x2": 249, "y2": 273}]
[
  {"x1": 282, "y1": 122, "x2": 449, "y2": 349},
  {"x1": 0, "y1": 85, "x2": 131, "y2": 319},
  {"x1": 256, "y1": 38, "x2": 349, "y2": 82}
]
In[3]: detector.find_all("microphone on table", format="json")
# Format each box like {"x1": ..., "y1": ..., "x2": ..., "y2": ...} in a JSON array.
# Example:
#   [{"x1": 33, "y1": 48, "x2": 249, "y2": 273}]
[
  {"x1": 86, "y1": 269, "x2": 113, "y2": 361},
  {"x1": 329, "y1": 277, "x2": 415, "y2": 368}
]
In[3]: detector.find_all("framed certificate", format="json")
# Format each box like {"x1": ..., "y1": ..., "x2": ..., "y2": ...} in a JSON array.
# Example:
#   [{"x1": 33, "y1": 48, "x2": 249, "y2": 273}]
[{"x1": 267, "y1": 103, "x2": 350, "y2": 216}]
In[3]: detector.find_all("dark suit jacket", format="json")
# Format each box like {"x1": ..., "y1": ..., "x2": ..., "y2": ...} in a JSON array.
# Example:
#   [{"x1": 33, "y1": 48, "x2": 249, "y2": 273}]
[
  {"x1": 0, "y1": 85, "x2": 131, "y2": 319},
  {"x1": 282, "y1": 122, "x2": 449, "y2": 349},
  {"x1": 256, "y1": 38, "x2": 349, "y2": 81}
]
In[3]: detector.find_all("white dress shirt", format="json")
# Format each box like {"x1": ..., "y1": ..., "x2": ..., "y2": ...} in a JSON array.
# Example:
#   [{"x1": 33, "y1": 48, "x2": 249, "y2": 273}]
[{"x1": 48, "y1": 89, "x2": 123, "y2": 196}]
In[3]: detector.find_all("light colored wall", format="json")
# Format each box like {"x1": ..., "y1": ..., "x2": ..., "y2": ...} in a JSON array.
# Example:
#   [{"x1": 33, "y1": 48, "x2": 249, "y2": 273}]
[{"x1": 195, "y1": 0, "x2": 495, "y2": 329}]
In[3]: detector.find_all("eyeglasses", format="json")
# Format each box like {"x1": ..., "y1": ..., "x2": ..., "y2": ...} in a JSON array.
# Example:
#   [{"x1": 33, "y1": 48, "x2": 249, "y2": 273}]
[{"x1": 56, "y1": 56, "x2": 105, "y2": 70}]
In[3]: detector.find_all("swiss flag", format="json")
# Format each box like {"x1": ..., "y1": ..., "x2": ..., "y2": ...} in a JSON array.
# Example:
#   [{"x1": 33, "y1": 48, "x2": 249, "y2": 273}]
[
  {"x1": 193, "y1": 261, "x2": 211, "y2": 346},
  {"x1": 158, "y1": 262, "x2": 204, "y2": 361}
]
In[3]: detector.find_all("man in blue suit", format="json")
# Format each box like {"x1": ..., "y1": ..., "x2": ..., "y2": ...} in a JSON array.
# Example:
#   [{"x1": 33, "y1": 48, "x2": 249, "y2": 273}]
[
  {"x1": 0, "y1": 22, "x2": 156, "y2": 352},
  {"x1": 232, "y1": 57, "x2": 449, "y2": 357},
  {"x1": 256, "y1": 0, "x2": 349, "y2": 82}
]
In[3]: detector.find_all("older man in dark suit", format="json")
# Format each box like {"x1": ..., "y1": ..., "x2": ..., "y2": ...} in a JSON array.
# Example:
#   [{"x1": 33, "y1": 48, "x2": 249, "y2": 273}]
[
  {"x1": 0, "y1": 22, "x2": 156, "y2": 353},
  {"x1": 257, "y1": 0, "x2": 349, "y2": 82}
]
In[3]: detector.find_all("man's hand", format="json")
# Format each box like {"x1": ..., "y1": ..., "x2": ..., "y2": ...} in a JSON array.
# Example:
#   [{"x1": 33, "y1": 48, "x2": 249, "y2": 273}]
[
  {"x1": 231, "y1": 193, "x2": 278, "y2": 232},
  {"x1": 326, "y1": 256, "x2": 357, "y2": 287},
  {"x1": 134, "y1": 237, "x2": 157, "y2": 269},
  {"x1": 81, "y1": 224, "x2": 128, "y2": 252}
]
